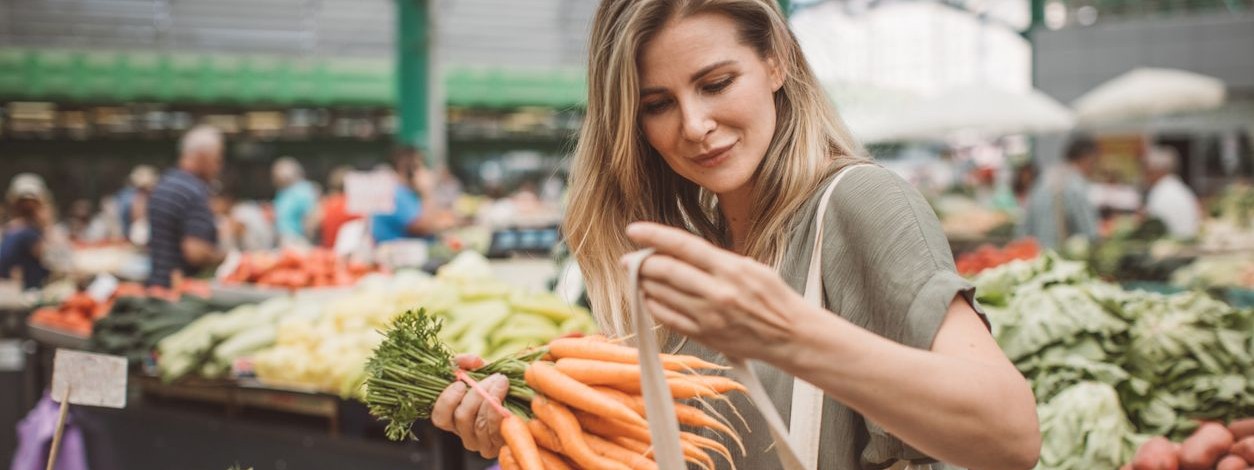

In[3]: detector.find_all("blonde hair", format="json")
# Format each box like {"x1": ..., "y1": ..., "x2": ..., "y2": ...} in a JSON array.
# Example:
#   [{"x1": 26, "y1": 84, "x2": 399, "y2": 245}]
[{"x1": 564, "y1": 0, "x2": 870, "y2": 339}]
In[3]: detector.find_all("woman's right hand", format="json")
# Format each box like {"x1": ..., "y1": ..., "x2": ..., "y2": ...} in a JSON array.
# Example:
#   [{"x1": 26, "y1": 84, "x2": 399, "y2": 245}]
[{"x1": 431, "y1": 353, "x2": 511, "y2": 459}]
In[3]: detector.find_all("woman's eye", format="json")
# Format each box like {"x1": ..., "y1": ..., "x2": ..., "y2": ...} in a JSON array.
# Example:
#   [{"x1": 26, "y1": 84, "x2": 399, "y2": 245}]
[
  {"x1": 642, "y1": 99, "x2": 672, "y2": 115},
  {"x1": 703, "y1": 77, "x2": 734, "y2": 94}
]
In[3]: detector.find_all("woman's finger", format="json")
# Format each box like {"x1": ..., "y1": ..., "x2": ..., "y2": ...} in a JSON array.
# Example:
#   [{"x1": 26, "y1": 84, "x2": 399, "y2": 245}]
[
  {"x1": 431, "y1": 382, "x2": 468, "y2": 432},
  {"x1": 626, "y1": 222, "x2": 723, "y2": 272},
  {"x1": 453, "y1": 379, "x2": 487, "y2": 451},
  {"x1": 646, "y1": 298, "x2": 701, "y2": 336},
  {"x1": 636, "y1": 254, "x2": 721, "y2": 298},
  {"x1": 642, "y1": 279, "x2": 707, "y2": 317},
  {"x1": 474, "y1": 375, "x2": 508, "y2": 458}
]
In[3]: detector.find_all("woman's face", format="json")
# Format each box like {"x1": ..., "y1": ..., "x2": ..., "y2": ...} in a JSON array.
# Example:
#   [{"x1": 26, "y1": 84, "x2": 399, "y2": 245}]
[{"x1": 637, "y1": 13, "x2": 783, "y2": 196}]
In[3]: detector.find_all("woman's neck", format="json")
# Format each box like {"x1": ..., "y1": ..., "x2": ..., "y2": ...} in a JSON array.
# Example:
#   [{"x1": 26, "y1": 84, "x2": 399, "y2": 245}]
[{"x1": 718, "y1": 183, "x2": 755, "y2": 254}]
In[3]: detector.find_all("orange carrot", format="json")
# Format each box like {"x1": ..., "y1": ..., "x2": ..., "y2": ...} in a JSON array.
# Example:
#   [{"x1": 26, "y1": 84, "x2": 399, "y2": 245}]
[
  {"x1": 554, "y1": 358, "x2": 685, "y2": 385},
  {"x1": 591, "y1": 386, "x2": 741, "y2": 449},
  {"x1": 530, "y1": 396, "x2": 632, "y2": 470},
  {"x1": 525, "y1": 362, "x2": 648, "y2": 428},
  {"x1": 574, "y1": 409, "x2": 715, "y2": 470},
  {"x1": 537, "y1": 448, "x2": 575, "y2": 470},
  {"x1": 547, "y1": 337, "x2": 728, "y2": 370},
  {"x1": 585, "y1": 433, "x2": 659, "y2": 470},
  {"x1": 526, "y1": 419, "x2": 562, "y2": 453},
  {"x1": 499, "y1": 446, "x2": 518, "y2": 470},
  {"x1": 682, "y1": 430, "x2": 735, "y2": 467},
  {"x1": 499, "y1": 415, "x2": 544, "y2": 470},
  {"x1": 609, "y1": 376, "x2": 736, "y2": 399}
]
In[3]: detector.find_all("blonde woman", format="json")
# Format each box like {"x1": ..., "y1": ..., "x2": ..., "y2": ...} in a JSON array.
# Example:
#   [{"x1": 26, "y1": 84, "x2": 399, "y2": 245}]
[{"x1": 432, "y1": 1, "x2": 1041, "y2": 468}]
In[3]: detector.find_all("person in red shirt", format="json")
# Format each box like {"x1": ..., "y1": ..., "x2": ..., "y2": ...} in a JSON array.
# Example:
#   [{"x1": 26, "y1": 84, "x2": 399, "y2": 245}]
[{"x1": 318, "y1": 166, "x2": 360, "y2": 248}]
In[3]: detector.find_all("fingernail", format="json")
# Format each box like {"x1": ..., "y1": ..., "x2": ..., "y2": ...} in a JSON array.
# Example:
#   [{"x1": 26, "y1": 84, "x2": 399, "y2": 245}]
[{"x1": 626, "y1": 223, "x2": 643, "y2": 235}]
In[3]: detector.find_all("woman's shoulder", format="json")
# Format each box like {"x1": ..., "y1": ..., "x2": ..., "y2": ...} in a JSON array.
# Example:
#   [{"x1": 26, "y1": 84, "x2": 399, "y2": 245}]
[{"x1": 811, "y1": 164, "x2": 935, "y2": 230}]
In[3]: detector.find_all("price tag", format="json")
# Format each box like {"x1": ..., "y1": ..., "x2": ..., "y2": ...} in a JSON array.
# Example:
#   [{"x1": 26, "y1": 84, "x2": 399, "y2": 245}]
[
  {"x1": 50, "y1": 349, "x2": 128, "y2": 408},
  {"x1": 85, "y1": 274, "x2": 119, "y2": 303},
  {"x1": 345, "y1": 171, "x2": 397, "y2": 215}
]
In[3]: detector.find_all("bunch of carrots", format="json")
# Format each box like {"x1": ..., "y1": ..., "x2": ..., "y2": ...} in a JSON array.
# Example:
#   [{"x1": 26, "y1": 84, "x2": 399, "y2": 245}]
[{"x1": 364, "y1": 308, "x2": 746, "y2": 470}]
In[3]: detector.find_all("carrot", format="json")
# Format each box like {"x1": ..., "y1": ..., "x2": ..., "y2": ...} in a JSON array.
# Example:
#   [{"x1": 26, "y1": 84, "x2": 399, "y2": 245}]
[
  {"x1": 547, "y1": 337, "x2": 728, "y2": 370},
  {"x1": 1179, "y1": 422, "x2": 1234, "y2": 470},
  {"x1": 1231, "y1": 436, "x2": 1254, "y2": 462},
  {"x1": 530, "y1": 396, "x2": 632, "y2": 470},
  {"x1": 590, "y1": 386, "x2": 744, "y2": 456},
  {"x1": 554, "y1": 358, "x2": 685, "y2": 385},
  {"x1": 1131, "y1": 436, "x2": 1180, "y2": 470},
  {"x1": 611, "y1": 435, "x2": 652, "y2": 455},
  {"x1": 526, "y1": 419, "x2": 563, "y2": 453},
  {"x1": 499, "y1": 415, "x2": 544, "y2": 470},
  {"x1": 537, "y1": 448, "x2": 575, "y2": 470},
  {"x1": 1230, "y1": 419, "x2": 1254, "y2": 441},
  {"x1": 498, "y1": 446, "x2": 518, "y2": 470},
  {"x1": 610, "y1": 376, "x2": 739, "y2": 399},
  {"x1": 681, "y1": 431, "x2": 735, "y2": 467},
  {"x1": 585, "y1": 433, "x2": 659, "y2": 470},
  {"x1": 524, "y1": 362, "x2": 647, "y2": 428},
  {"x1": 573, "y1": 409, "x2": 716, "y2": 470}
]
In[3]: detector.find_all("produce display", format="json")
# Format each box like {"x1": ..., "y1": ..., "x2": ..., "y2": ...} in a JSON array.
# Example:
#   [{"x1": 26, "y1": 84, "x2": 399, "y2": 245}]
[
  {"x1": 973, "y1": 254, "x2": 1254, "y2": 469},
  {"x1": 954, "y1": 238, "x2": 1040, "y2": 277},
  {"x1": 1123, "y1": 418, "x2": 1254, "y2": 470},
  {"x1": 364, "y1": 308, "x2": 742, "y2": 470},
  {"x1": 90, "y1": 295, "x2": 222, "y2": 365},
  {"x1": 1172, "y1": 254, "x2": 1254, "y2": 291},
  {"x1": 221, "y1": 248, "x2": 376, "y2": 289},
  {"x1": 156, "y1": 295, "x2": 319, "y2": 382},
  {"x1": 29, "y1": 280, "x2": 210, "y2": 337},
  {"x1": 251, "y1": 252, "x2": 596, "y2": 397}
]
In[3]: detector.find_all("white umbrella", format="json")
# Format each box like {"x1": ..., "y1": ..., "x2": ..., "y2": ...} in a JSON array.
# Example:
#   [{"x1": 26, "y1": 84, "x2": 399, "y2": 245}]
[
  {"x1": 898, "y1": 87, "x2": 1075, "y2": 142},
  {"x1": 1072, "y1": 67, "x2": 1226, "y2": 125}
]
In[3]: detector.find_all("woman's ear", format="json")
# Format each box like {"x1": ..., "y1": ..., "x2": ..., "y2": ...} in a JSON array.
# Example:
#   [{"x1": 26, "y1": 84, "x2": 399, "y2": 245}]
[{"x1": 767, "y1": 56, "x2": 785, "y2": 92}]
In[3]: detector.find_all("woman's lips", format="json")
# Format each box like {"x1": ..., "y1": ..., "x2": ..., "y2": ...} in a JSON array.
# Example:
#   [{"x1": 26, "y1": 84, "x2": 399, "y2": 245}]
[{"x1": 693, "y1": 142, "x2": 735, "y2": 168}]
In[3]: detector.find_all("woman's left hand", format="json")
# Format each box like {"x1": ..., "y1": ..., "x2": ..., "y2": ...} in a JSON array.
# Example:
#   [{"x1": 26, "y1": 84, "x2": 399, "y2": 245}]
[{"x1": 624, "y1": 222, "x2": 814, "y2": 362}]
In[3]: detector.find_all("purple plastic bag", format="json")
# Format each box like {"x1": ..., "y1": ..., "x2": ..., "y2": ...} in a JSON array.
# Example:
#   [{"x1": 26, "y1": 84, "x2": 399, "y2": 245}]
[{"x1": 11, "y1": 392, "x2": 89, "y2": 470}]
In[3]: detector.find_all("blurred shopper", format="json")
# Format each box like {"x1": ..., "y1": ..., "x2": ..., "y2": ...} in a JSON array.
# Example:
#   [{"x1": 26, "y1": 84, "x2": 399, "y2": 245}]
[
  {"x1": 1018, "y1": 134, "x2": 1102, "y2": 249},
  {"x1": 62, "y1": 199, "x2": 95, "y2": 242},
  {"x1": 1143, "y1": 145, "x2": 1200, "y2": 239},
  {"x1": 146, "y1": 125, "x2": 226, "y2": 287},
  {"x1": 372, "y1": 147, "x2": 458, "y2": 243},
  {"x1": 0, "y1": 174, "x2": 53, "y2": 289},
  {"x1": 317, "y1": 165, "x2": 360, "y2": 249},
  {"x1": 117, "y1": 165, "x2": 159, "y2": 242},
  {"x1": 272, "y1": 157, "x2": 318, "y2": 246}
]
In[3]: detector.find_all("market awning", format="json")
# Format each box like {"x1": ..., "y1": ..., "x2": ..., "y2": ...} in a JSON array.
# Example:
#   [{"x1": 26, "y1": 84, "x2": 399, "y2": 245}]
[
  {"x1": 0, "y1": 48, "x2": 587, "y2": 109},
  {"x1": 1072, "y1": 68, "x2": 1227, "y2": 125}
]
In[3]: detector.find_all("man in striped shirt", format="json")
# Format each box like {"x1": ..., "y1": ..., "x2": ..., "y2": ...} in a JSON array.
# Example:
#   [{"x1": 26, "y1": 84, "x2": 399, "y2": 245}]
[{"x1": 145, "y1": 126, "x2": 226, "y2": 287}]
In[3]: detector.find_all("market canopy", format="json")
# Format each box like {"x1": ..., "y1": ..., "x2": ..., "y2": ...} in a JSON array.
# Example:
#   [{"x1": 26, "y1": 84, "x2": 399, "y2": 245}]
[
  {"x1": 1072, "y1": 67, "x2": 1227, "y2": 125},
  {"x1": 834, "y1": 84, "x2": 1075, "y2": 143},
  {"x1": 0, "y1": 48, "x2": 587, "y2": 109}
]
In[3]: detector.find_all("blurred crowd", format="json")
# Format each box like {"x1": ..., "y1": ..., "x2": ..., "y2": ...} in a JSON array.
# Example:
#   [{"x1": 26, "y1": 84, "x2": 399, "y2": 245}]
[{"x1": 0, "y1": 125, "x2": 566, "y2": 291}]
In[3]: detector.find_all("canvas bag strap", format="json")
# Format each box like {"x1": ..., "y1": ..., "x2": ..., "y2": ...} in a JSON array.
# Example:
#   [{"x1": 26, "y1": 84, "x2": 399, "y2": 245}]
[{"x1": 789, "y1": 164, "x2": 867, "y2": 469}]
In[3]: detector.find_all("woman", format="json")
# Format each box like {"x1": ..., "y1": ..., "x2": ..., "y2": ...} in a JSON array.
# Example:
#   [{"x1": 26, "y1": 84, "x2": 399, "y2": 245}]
[
  {"x1": 432, "y1": 1, "x2": 1040, "y2": 468},
  {"x1": 0, "y1": 174, "x2": 53, "y2": 290}
]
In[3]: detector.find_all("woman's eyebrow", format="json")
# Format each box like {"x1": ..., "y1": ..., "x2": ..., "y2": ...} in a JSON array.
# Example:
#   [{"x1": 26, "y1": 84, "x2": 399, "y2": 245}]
[{"x1": 640, "y1": 60, "x2": 737, "y2": 96}]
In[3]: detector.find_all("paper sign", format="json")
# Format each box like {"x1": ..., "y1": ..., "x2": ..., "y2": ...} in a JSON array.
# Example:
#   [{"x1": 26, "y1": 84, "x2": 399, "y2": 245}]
[
  {"x1": 345, "y1": 171, "x2": 397, "y2": 215},
  {"x1": 50, "y1": 349, "x2": 128, "y2": 408},
  {"x1": 85, "y1": 274, "x2": 119, "y2": 302},
  {"x1": 215, "y1": 250, "x2": 243, "y2": 281}
]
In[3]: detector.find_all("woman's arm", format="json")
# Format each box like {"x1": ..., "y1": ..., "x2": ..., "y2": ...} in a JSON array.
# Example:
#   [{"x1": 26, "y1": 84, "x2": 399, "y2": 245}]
[
  {"x1": 627, "y1": 222, "x2": 1040, "y2": 470},
  {"x1": 783, "y1": 295, "x2": 1040, "y2": 470}
]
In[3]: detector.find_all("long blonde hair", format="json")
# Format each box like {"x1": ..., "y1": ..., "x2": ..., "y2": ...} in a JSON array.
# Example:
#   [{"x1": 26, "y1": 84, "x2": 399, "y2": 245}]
[{"x1": 564, "y1": 0, "x2": 869, "y2": 338}]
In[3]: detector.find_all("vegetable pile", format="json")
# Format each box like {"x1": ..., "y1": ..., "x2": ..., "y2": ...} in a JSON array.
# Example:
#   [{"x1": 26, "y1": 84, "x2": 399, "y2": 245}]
[
  {"x1": 90, "y1": 294, "x2": 223, "y2": 365},
  {"x1": 252, "y1": 253, "x2": 595, "y2": 397},
  {"x1": 364, "y1": 308, "x2": 745, "y2": 470},
  {"x1": 1123, "y1": 418, "x2": 1254, "y2": 470},
  {"x1": 954, "y1": 238, "x2": 1040, "y2": 277},
  {"x1": 221, "y1": 248, "x2": 376, "y2": 289},
  {"x1": 973, "y1": 253, "x2": 1254, "y2": 469},
  {"x1": 30, "y1": 280, "x2": 210, "y2": 337}
]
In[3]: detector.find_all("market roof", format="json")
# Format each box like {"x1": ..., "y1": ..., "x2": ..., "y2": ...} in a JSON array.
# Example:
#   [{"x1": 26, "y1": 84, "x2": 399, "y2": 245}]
[{"x1": 0, "y1": 48, "x2": 587, "y2": 109}]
